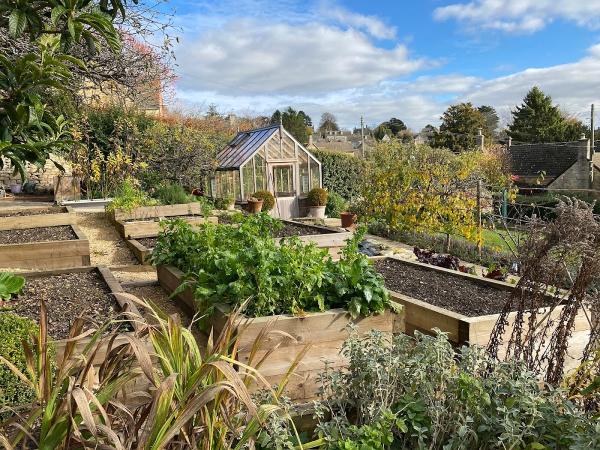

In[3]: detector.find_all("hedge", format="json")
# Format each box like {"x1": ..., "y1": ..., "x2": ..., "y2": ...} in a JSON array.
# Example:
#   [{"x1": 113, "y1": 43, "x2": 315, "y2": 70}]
[{"x1": 311, "y1": 148, "x2": 366, "y2": 200}]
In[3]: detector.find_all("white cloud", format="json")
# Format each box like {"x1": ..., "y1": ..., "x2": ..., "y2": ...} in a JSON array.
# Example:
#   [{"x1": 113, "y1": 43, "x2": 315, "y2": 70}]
[
  {"x1": 318, "y1": 1, "x2": 397, "y2": 39},
  {"x1": 434, "y1": 0, "x2": 600, "y2": 33},
  {"x1": 176, "y1": 19, "x2": 427, "y2": 95}
]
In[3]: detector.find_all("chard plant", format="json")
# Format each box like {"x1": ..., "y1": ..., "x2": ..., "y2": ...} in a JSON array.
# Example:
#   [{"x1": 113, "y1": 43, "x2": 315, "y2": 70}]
[
  {"x1": 151, "y1": 214, "x2": 395, "y2": 323},
  {"x1": 0, "y1": 272, "x2": 25, "y2": 301}
]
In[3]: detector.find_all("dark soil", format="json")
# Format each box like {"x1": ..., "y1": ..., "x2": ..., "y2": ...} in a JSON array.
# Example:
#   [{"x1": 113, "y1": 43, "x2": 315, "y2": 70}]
[
  {"x1": 124, "y1": 215, "x2": 205, "y2": 223},
  {"x1": 4, "y1": 270, "x2": 126, "y2": 340},
  {"x1": 137, "y1": 237, "x2": 157, "y2": 249},
  {"x1": 0, "y1": 225, "x2": 76, "y2": 245},
  {"x1": 374, "y1": 258, "x2": 513, "y2": 317},
  {"x1": 0, "y1": 206, "x2": 67, "y2": 217},
  {"x1": 275, "y1": 222, "x2": 337, "y2": 238}
]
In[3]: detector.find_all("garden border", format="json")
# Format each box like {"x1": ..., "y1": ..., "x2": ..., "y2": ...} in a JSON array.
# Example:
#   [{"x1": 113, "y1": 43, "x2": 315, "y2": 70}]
[
  {"x1": 277, "y1": 219, "x2": 352, "y2": 258},
  {"x1": 126, "y1": 236, "x2": 154, "y2": 265},
  {"x1": 0, "y1": 224, "x2": 91, "y2": 270},
  {"x1": 109, "y1": 202, "x2": 206, "y2": 222},
  {"x1": 114, "y1": 216, "x2": 219, "y2": 239}
]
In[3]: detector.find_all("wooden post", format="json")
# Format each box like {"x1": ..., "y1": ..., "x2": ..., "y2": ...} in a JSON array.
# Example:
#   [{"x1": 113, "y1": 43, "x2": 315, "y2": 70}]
[{"x1": 476, "y1": 179, "x2": 482, "y2": 256}]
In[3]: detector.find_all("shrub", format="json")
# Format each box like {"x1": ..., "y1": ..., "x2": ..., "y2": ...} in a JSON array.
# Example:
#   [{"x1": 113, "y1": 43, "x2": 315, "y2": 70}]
[
  {"x1": 307, "y1": 188, "x2": 328, "y2": 207},
  {"x1": 304, "y1": 331, "x2": 597, "y2": 449},
  {"x1": 311, "y1": 148, "x2": 366, "y2": 200},
  {"x1": 253, "y1": 190, "x2": 275, "y2": 211},
  {"x1": 325, "y1": 191, "x2": 346, "y2": 218},
  {"x1": 105, "y1": 178, "x2": 159, "y2": 213},
  {"x1": 0, "y1": 314, "x2": 38, "y2": 412},
  {"x1": 154, "y1": 182, "x2": 194, "y2": 205}
]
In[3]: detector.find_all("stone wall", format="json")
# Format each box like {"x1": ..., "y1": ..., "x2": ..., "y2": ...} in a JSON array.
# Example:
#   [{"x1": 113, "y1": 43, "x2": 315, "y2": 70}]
[
  {"x1": 549, "y1": 140, "x2": 592, "y2": 191},
  {"x1": 0, "y1": 154, "x2": 72, "y2": 193}
]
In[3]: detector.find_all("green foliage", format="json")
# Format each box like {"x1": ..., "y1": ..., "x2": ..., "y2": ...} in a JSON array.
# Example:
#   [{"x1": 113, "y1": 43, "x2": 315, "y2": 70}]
[
  {"x1": 0, "y1": 314, "x2": 38, "y2": 413},
  {"x1": 478, "y1": 105, "x2": 500, "y2": 138},
  {"x1": 105, "y1": 178, "x2": 159, "y2": 213},
  {"x1": 311, "y1": 149, "x2": 366, "y2": 201},
  {"x1": 509, "y1": 86, "x2": 587, "y2": 142},
  {"x1": 254, "y1": 190, "x2": 275, "y2": 211},
  {"x1": 308, "y1": 330, "x2": 596, "y2": 449},
  {"x1": 1, "y1": 1, "x2": 126, "y2": 179},
  {"x1": 432, "y1": 102, "x2": 487, "y2": 152},
  {"x1": 326, "y1": 191, "x2": 347, "y2": 218},
  {"x1": 308, "y1": 188, "x2": 328, "y2": 206},
  {"x1": 151, "y1": 215, "x2": 393, "y2": 323},
  {"x1": 154, "y1": 183, "x2": 193, "y2": 205},
  {"x1": 0, "y1": 272, "x2": 25, "y2": 300},
  {"x1": 271, "y1": 107, "x2": 311, "y2": 144}
]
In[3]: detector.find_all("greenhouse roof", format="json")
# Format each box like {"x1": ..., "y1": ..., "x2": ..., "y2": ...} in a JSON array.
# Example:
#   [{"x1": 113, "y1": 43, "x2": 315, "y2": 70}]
[{"x1": 216, "y1": 125, "x2": 280, "y2": 170}]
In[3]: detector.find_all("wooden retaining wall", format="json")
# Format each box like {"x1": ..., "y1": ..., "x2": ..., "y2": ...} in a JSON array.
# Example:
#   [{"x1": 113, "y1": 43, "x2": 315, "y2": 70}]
[
  {"x1": 277, "y1": 220, "x2": 352, "y2": 258},
  {"x1": 109, "y1": 203, "x2": 208, "y2": 222},
  {"x1": 157, "y1": 264, "x2": 398, "y2": 401},
  {"x1": 115, "y1": 216, "x2": 218, "y2": 239},
  {"x1": 375, "y1": 256, "x2": 589, "y2": 347},
  {"x1": 0, "y1": 225, "x2": 90, "y2": 269},
  {"x1": 0, "y1": 206, "x2": 74, "y2": 231},
  {"x1": 127, "y1": 237, "x2": 153, "y2": 265}
]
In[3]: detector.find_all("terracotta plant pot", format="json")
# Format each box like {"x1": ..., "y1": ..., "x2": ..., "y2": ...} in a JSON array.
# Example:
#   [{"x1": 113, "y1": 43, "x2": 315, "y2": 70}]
[
  {"x1": 247, "y1": 199, "x2": 264, "y2": 214},
  {"x1": 340, "y1": 212, "x2": 357, "y2": 228}
]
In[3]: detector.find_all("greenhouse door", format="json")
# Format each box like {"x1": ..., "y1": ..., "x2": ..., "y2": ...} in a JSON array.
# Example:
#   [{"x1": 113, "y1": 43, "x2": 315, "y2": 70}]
[{"x1": 272, "y1": 165, "x2": 299, "y2": 219}]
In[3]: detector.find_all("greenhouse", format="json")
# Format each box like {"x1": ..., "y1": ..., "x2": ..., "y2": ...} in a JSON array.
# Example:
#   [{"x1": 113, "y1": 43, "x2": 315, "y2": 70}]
[{"x1": 209, "y1": 124, "x2": 322, "y2": 218}]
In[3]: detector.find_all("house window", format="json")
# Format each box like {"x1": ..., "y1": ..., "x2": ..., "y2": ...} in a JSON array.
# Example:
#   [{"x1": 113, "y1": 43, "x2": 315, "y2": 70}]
[{"x1": 273, "y1": 165, "x2": 295, "y2": 197}]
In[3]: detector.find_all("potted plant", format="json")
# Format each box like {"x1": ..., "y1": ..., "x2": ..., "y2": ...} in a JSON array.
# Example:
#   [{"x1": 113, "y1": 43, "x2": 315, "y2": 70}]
[
  {"x1": 253, "y1": 190, "x2": 275, "y2": 213},
  {"x1": 307, "y1": 188, "x2": 328, "y2": 219},
  {"x1": 224, "y1": 195, "x2": 235, "y2": 211},
  {"x1": 246, "y1": 197, "x2": 263, "y2": 214}
]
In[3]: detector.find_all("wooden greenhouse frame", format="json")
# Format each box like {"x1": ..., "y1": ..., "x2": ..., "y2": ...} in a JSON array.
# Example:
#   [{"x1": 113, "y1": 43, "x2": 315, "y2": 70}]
[{"x1": 209, "y1": 124, "x2": 323, "y2": 218}]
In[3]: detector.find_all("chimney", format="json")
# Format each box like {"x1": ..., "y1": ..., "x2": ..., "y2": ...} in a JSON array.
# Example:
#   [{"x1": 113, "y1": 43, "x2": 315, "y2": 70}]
[
  {"x1": 475, "y1": 128, "x2": 485, "y2": 150},
  {"x1": 308, "y1": 134, "x2": 313, "y2": 147}
]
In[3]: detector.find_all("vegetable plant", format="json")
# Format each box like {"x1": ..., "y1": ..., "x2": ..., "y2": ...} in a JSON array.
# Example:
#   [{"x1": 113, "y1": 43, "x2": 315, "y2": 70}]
[
  {"x1": 0, "y1": 272, "x2": 25, "y2": 300},
  {"x1": 152, "y1": 214, "x2": 394, "y2": 323},
  {"x1": 105, "y1": 177, "x2": 158, "y2": 213}
]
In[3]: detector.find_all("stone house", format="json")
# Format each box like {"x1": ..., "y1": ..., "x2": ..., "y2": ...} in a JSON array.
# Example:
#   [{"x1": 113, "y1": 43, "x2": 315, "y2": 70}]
[{"x1": 507, "y1": 138, "x2": 599, "y2": 194}]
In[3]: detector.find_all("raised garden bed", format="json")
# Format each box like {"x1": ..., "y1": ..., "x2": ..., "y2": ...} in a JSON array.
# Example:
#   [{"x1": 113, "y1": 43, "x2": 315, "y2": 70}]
[
  {"x1": 109, "y1": 202, "x2": 207, "y2": 222},
  {"x1": 126, "y1": 236, "x2": 156, "y2": 265},
  {"x1": 115, "y1": 215, "x2": 218, "y2": 239},
  {"x1": 372, "y1": 256, "x2": 588, "y2": 346},
  {"x1": 4, "y1": 266, "x2": 144, "y2": 363},
  {"x1": 0, "y1": 205, "x2": 74, "y2": 230},
  {"x1": 0, "y1": 225, "x2": 90, "y2": 269},
  {"x1": 157, "y1": 264, "x2": 398, "y2": 401},
  {"x1": 277, "y1": 220, "x2": 351, "y2": 258}
]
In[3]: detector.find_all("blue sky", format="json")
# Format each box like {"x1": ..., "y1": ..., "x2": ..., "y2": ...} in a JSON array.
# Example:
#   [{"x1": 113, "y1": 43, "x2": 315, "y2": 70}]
[{"x1": 163, "y1": 0, "x2": 600, "y2": 130}]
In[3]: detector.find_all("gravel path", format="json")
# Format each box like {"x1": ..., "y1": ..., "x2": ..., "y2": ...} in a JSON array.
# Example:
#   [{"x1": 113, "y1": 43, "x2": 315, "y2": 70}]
[
  {"x1": 74, "y1": 212, "x2": 137, "y2": 266},
  {"x1": 0, "y1": 225, "x2": 76, "y2": 244}
]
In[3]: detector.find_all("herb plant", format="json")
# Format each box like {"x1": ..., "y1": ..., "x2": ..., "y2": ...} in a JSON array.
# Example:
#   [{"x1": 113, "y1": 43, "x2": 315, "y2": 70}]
[{"x1": 105, "y1": 177, "x2": 159, "y2": 212}]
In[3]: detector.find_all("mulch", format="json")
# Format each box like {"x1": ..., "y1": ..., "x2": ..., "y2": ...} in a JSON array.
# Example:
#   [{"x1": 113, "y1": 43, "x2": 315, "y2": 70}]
[
  {"x1": 4, "y1": 270, "x2": 124, "y2": 340},
  {"x1": 137, "y1": 237, "x2": 157, "y2": 249},
  {"x1": 275, "y1": 222, "x2": 336, "y2": 238},
  {"x1": 0, "y1": 206, "x2": 67, "y2": 217},
  {"x1": 374, "y1": 258, "x2": 513, "y2": 317},
  {"x1": 0, "y1": 226, "x2": 76, "y2": 245}
]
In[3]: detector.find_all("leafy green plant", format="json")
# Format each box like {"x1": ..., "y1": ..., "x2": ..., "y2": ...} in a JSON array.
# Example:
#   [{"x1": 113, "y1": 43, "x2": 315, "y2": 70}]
[
  {"x1": 0, "y1": 272, "x2": 25, "y2": 300},
  {"x1": 311, "y1": 148, "x2": 367, "y2": 201},
  {"x1": 308, "y1": 188, "x2": 328, "y2": 207},
  {"x1": 254, "y1": 190, "x2": 275, "y2": 211},
  {"x1": 152, "y1": 215, "x2": 394, "y2": 323},
  {"x1": 0, "y1": 314, "x2": 39, "y2": 415},
  {"x1": 304, "y1": 330, "x2": 597, "y2": 450},
  {"x1": 154, "y1": 182, "x2": 194, "y2": 205},
  {"x1": 194, "y1": 195, "x2": 215, "y2": 217},
  {"x1": 325, "y1": 191, "x2": 346, "y2": 218},
  {"x1": 105, "y1": 177, "x2": 159, "y2": 213}
]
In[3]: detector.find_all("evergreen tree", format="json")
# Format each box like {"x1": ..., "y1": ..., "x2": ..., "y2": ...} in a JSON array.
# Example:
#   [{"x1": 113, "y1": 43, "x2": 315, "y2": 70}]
[
  {"x1": 270, "y1": 107, "x2": 310, "y2": 144},
  {"x1": 478, "y1": 105, "x2": 499, "y2": 139},
  {"x1": 508, "y1": 87, "x2": 585, "y2": 142},
  {"x1": 432, "y1": 103, "x2": 486, "y2": 152}
]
